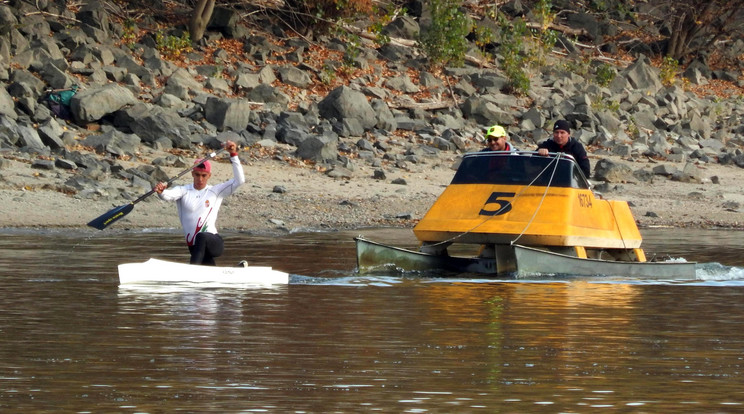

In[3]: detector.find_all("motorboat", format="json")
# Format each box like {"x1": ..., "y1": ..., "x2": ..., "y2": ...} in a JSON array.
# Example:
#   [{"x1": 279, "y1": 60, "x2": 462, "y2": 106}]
[{"x1": 356, "y1": 151, "x2": 696, "y2": 279}]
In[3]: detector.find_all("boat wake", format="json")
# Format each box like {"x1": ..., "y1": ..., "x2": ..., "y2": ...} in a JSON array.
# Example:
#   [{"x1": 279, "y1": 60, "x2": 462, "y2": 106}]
[{"x1": 692, "y1": 262, "x2": 744, "y2": 284}]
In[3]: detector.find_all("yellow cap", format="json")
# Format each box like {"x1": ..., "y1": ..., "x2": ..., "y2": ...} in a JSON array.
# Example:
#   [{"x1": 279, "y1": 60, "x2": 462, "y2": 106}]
[{"x1": 485, "y1": 125, "x2": 507, "y2": 140}]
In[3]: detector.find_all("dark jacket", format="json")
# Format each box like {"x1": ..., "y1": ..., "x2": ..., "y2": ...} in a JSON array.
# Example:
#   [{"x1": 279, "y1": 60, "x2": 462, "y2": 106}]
[{"x1": 537, "y1": 137, "x2": 590, "y2": 178}]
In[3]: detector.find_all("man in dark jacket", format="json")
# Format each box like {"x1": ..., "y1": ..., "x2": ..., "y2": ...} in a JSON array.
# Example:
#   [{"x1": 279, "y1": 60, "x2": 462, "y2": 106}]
[{"x1": 537, "y1": 120, "x2": 591, "y2": 178}]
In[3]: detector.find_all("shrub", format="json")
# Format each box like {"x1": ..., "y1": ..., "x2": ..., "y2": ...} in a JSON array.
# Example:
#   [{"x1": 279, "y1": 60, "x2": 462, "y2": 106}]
[
  {"x1": 595, "y1": 63, "x2": 616, "y2": 86},
  {"x1": 660, "y1": 56, "x2": 679, "y2": 86},
  {"x1": 155, "y1": 31, "x2": 192, "y2": 59},
  {"x1": 419, "y1": 0, "x2": 470, "y2": 68},
  {"x1": 495, "y1": 0, "x2": 558, "y2": 95},
  {"x1": 498, "y1": 16, "x2": 531, "y2": 94}
]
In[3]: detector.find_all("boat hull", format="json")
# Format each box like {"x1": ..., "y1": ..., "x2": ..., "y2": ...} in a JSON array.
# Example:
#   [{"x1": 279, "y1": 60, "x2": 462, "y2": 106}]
[
  {"x1": 355, "y1": 237, "x2": 696, "y2": 279},
  {"x1": 355, "y1": 237, "x2": 496, "y2": 274},
  {"x1": 512, "y1": 245, "x2": 696, "y2": 279},
  {"x1": 118, "y1": 258, "x2": 289, "y2": 286}
]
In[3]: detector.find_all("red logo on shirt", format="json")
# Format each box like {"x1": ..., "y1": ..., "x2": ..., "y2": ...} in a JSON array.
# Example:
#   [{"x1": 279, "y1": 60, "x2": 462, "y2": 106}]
[{"x1": 204, "y1": 200, "x2": 210, "y2": 208}]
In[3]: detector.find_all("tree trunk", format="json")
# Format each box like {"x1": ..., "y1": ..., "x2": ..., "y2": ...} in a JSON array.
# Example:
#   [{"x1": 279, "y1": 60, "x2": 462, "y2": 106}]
[
  {"x1": 664, "y1": 0, "x2": 744, "y2": 61},
  {"x1": 189, "y1": 0, "x2": 216, "y2": 43}
]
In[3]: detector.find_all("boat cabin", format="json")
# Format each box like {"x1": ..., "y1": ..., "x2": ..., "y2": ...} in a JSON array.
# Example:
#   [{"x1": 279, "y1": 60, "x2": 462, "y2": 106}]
[
  {"x1": 412, "y1": 151, "x2": 646, "y2": 266},
  {"x1": 450, "y1": 151, "x2": 590, "y2": 189}
]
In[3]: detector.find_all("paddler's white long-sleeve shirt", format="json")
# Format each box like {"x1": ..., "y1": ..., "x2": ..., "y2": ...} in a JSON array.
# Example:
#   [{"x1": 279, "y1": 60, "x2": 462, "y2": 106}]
[{"x1": 157, "y1": 155, "x2": 245, "y2": 246}]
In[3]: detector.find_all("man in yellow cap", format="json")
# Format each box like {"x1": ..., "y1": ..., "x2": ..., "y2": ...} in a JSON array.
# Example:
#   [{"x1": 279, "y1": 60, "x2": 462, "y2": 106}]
[{"x1": 481, "y1": 124, "x2": 516, "y2": 152}]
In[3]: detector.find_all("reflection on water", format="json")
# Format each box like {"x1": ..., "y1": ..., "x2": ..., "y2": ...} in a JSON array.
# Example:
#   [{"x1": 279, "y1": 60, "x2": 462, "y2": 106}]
[{"x1": 1, "y1": 227, "x2": 744, "y2": 411}]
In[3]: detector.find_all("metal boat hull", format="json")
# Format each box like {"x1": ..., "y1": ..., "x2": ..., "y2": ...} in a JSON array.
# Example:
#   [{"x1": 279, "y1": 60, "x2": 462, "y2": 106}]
[
  {"x1": 512, "y1": 245, "x2": 696, "y2": 279},
  {"x1": 355, "y1": 237, "x2": 496, "y2": 274},
  {"x1": 355, "y1": 237, "x2": 696, "y2": 279}
]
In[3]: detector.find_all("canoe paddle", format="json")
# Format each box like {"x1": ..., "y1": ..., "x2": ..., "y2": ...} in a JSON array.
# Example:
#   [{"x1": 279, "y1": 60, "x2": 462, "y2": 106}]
[{"x1": 87, "y1": 149, "x2": 224, "y2": 230}]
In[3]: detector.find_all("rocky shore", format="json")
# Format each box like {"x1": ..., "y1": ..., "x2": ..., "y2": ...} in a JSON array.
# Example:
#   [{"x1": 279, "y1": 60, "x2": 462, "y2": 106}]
[{"x1": 1, "y1": 1, "x2": 744, "y2": 233}]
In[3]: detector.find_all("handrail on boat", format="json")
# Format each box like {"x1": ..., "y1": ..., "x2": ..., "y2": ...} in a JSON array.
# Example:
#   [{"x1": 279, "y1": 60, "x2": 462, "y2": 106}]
[{"x1": 453, "y1": 151, "x2": 590, "y2": 189}]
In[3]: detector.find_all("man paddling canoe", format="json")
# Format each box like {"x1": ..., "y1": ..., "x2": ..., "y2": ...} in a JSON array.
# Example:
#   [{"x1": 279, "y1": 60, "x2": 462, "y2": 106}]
[{"x1": 154, "y1": 141, "x2": 245, "y2": 266}]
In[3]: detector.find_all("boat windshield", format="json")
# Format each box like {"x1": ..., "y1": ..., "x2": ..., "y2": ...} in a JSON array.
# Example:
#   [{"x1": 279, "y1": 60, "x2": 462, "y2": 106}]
[{"x1": 450, "y1": 151, "x2": 590, "y2": 189}]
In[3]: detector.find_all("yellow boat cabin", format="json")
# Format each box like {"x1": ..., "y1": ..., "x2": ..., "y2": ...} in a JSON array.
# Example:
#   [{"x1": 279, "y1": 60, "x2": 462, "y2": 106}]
[{"x1": 412, "y1": 151, "x2": 646, "y2": 263}]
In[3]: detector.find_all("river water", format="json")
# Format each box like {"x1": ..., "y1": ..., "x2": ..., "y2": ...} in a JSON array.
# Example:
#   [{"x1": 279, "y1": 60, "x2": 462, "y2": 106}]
[{"x1": 1, "y1": 227, "x2": 744, "y2": 412}]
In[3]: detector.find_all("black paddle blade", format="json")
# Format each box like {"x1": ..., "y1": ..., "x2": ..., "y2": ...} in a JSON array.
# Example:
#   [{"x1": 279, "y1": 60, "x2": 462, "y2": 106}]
[{"x1": 87, "y1": 203, "x2": 135, "y2": 230}]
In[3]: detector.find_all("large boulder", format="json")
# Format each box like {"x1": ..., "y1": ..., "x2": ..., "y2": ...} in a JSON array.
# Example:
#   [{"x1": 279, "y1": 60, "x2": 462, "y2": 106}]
[
  {"x1": 318, "y1": 86, "x2": 377, "y2": 130},
  {"x1": 0, "y1": 87, "x2": 16, "y2": 120},
  {"x1": 164, "y1": 68, "x2": 204, "y2": 99},
  {"x1": 594, "y1": 158, "x2": 635, "y2": 183},
  {"x1": 461, "y1": 96, "x2": 513, "y2": 126},
  {"x1": 382, "y1": 15, "x2": 420, "y2": 39},
  {"x1": 204, "y1": 97, "x2": 253, "y2": 131},
  {"x1": 622, "y1": 54, "x2": 663, "y2": 95},
  {"x1": 295, "y1": 132, "x2": 339, "y2": 163},
  {"x1": 112, "y1": 103, "x2": 191, "y2": 148},
  {"x1": 82, "y1": 128, "x2": 141, "y2": 157},
  {"x1": 276, "y1": 65, "x2": 311, "y2": 88},
  {"x1": 15, "y1": 124, "x2": 45, "y2": 149},
  {"x1": 69, "y1": 83, "x2": 138, "y2": 124}
]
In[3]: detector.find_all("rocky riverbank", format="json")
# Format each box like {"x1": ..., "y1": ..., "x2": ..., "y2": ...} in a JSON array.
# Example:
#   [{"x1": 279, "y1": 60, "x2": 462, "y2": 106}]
[{"x1": 1, "y1": 1, "x2": 744, "y2": 233}]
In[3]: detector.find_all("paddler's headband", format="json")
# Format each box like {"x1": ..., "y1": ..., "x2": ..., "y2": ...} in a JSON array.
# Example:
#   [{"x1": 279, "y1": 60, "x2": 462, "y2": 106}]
[{"x1": 193, "y1": 159, "x2": 211, "y2": 173}]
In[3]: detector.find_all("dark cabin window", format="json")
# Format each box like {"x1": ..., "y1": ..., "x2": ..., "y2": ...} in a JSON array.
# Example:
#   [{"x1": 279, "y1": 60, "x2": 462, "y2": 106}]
[{"x1": 450, "y1": 152, "x2": 590, "y2": 189}]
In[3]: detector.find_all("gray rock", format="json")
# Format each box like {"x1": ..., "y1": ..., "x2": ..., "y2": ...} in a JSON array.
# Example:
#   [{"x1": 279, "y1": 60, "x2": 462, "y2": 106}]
[
  {"x1": 0, "y1": 87, "x2": 16, "y2": 120},
  {"x1": 385, "y1": 75, "x2": 420, "y2": 93},
  {"x1": 258, "y1": 66, "x2": 276, "y2": 84},
  {"x1": 76, "y1": 0, "x2": 109, "y2": 33},
  {"x1": 326, "y1": 166, "x2": 353, "y2": 179},
  {"x1": 652, "y1": 164, "x2": 679, "y2": 176},
  {"x1": 204, "y1": 97, "x2": 253, "y2": 132},
  {"x1": 278, "y1": 111, "x2": 310, "y2": 131},
  {"x1": 112, "y1": 103, "x2": 191, "y2": 149},
  {"x1": 70, "y1": 83, "x2": 138, "y2": 124},
  {"x1": 10, "y1": 69, "x2": 46, "y2": 97},
  {"x1": 318, "y1": 86, "x2": 377, "y2": 131},
  {"x1": 164, "y1": 68, "x2": 203, "y2": 98},
  {"x1": 377, "y1": 43, "x2": 411, "y2": 62},
  {"x1": 55, "y1": 158, "x2": 78, "y2": 170},
  {"x1": 31, "y1": 159, "x2": 55, "y2": 170},
  {"x1": 295, "y1": 133, "x2": 338, "y2": 163},
  {"x1": 382, "y1": 16, "x2": 419, "y2": 39},
  {"x1": 461, "y1": 96, "x2": 513, "y2": 126},
  {"x1": 248, "y1": 84, "x2": 290, "y2": 106},
  {"x1": 205, "y1": 77, "x2": 230, "y2": 93},
  {"x1": 334, "y1": 118, "x2": 365, "y2": 137},
  {"x1": 16, "y1": 125, "x2": 45, "y2": 149},
  {"x1": 235, "y1": 72, "x2": 260, "y2": 90},
  {"x1": 82, "y1": 129, "x2": 141, "y2": 157},
  {"x1": 622, "y1": 54, "x2": 663, "y2": 95},
  {"x1": 277, "y1": 65, "x2": 311, "y2": 88},
  {"x1": 672, "y1": 161, "x2": 705, "y2": 183},
  {"x1": 594, "y1": 158, "x2": 635, "y2": 183},
  {"x1": 698, "y1": 138, "x2": 724, "y2": 153},
  {"x1": 371, "y1": 99, "x2": 397, "y2": 132},
  {"x1": 37, "y1": 119, "x2": 66, "y2": 150},
  {"x1": 277, "y1": 127, "x2": 308, "y2": 146},
  {"x1": 420, "y1": 72, "x2": 443, "y2": 88}
]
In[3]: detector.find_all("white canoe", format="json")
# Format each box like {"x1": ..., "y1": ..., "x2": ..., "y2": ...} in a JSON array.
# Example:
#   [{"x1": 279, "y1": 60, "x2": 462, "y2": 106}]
[{"x1": 117, "y1": 258, "x2": 289, "y2": 286}]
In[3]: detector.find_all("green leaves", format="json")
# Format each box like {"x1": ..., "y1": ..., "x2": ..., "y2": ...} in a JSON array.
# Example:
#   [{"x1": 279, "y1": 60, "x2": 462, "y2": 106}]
[{"x1": 420, "y1": 0, "x2": 470, "y2": 68}]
